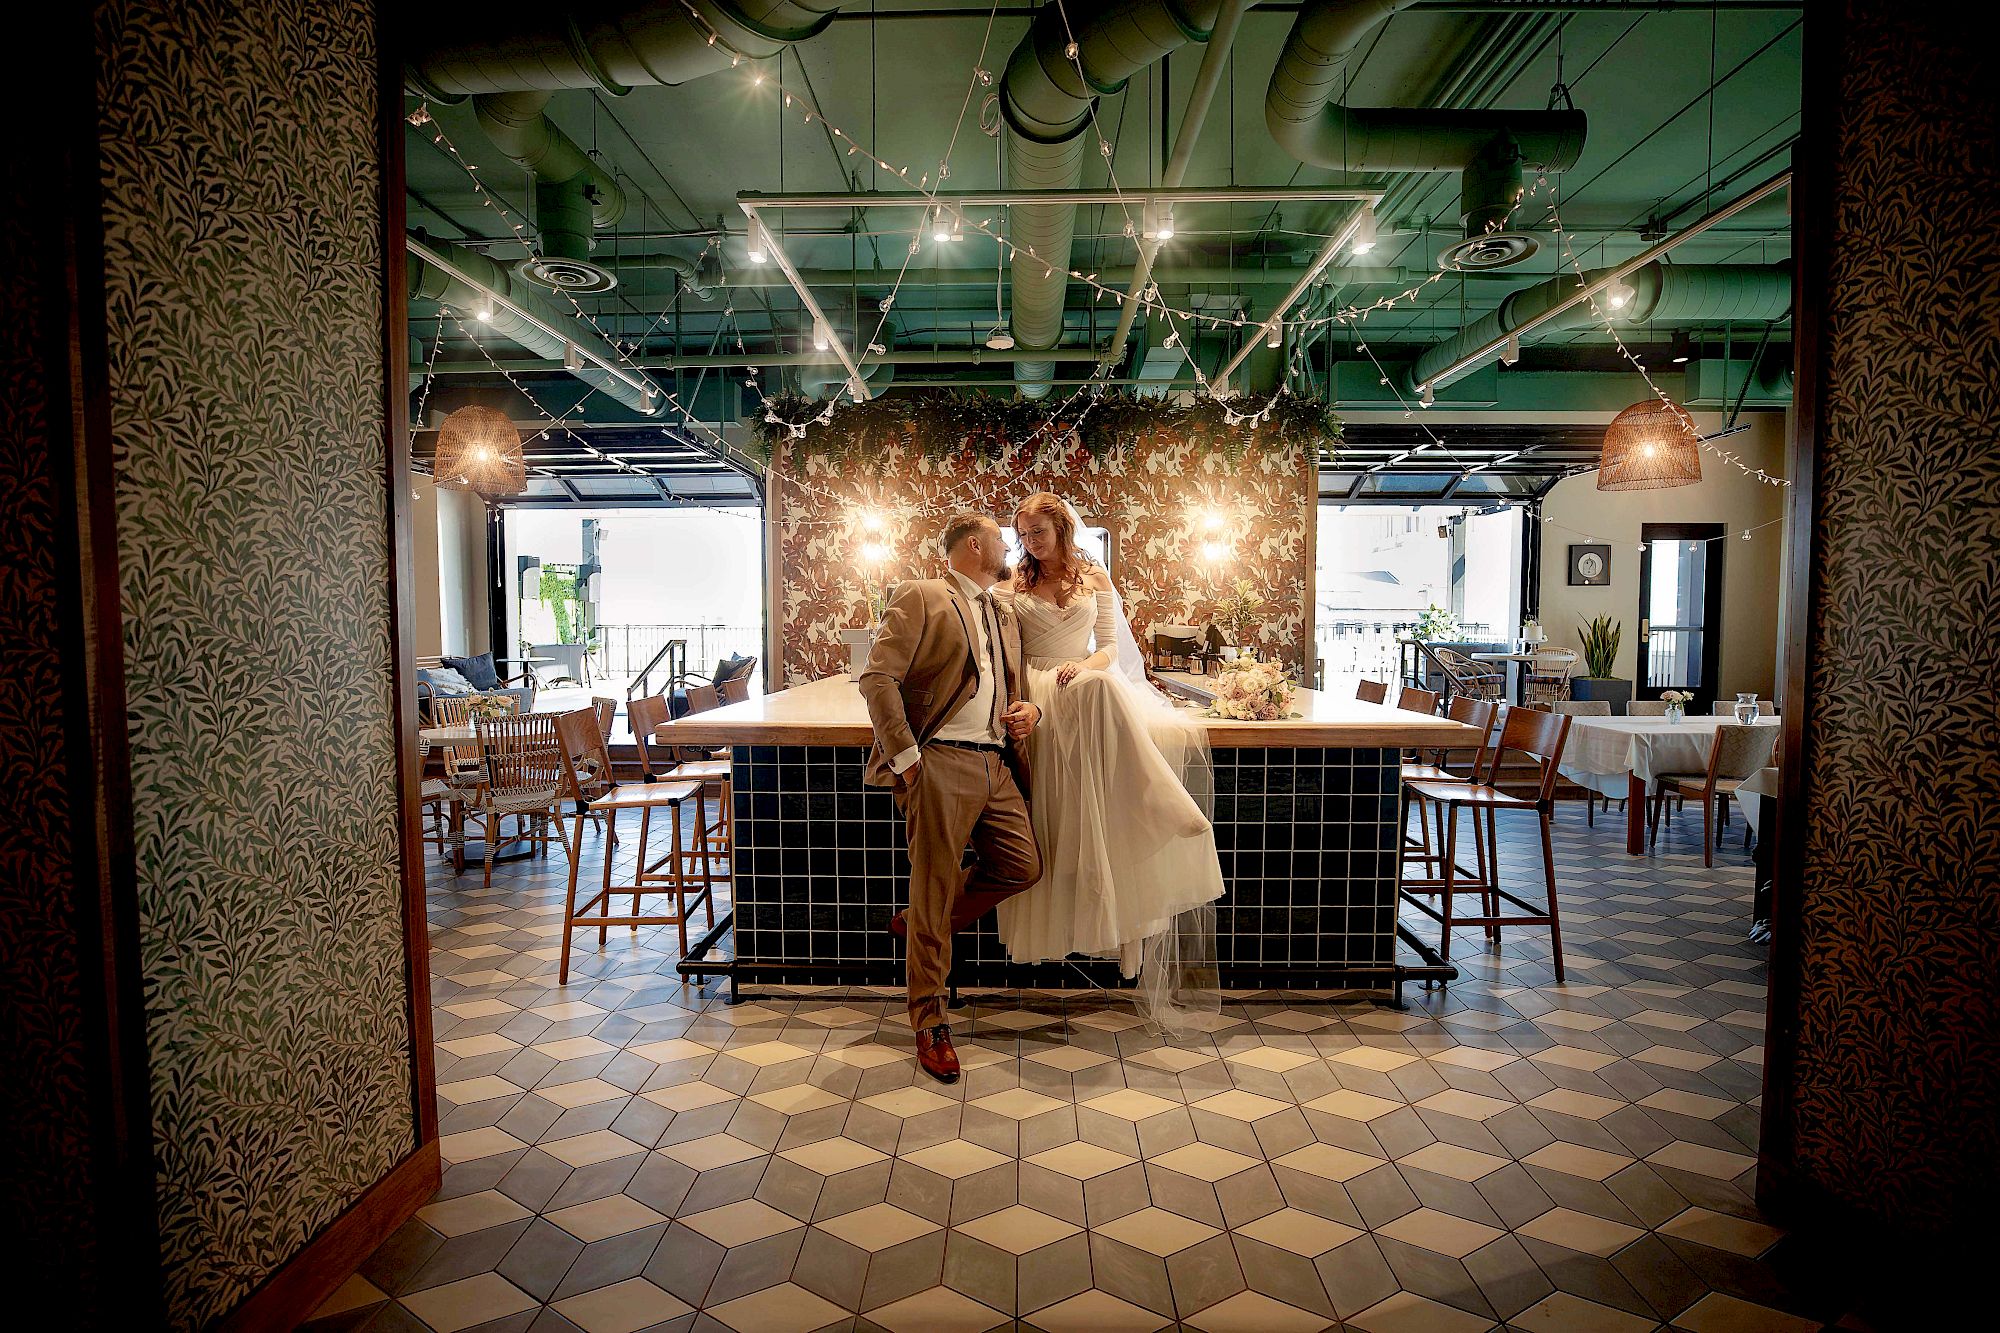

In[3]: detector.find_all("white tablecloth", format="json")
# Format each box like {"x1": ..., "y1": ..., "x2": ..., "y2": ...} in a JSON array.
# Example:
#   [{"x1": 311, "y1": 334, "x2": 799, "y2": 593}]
[
  {"x1": 1559, "y1": 714, "x2": 1782, "y2": 797},
  {"x1": 1738, "y1": 766, "x2": 1782, "y2": 837}
]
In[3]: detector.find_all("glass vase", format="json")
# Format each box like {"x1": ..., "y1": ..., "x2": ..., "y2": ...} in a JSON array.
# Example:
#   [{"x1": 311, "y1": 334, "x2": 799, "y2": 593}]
[
  {"x1": 1663, "y1": 703, "x2": 1684, "y2": 725},
  {"x1": 1734, "y1": 691, "x2": 1761, "y2": 724}
]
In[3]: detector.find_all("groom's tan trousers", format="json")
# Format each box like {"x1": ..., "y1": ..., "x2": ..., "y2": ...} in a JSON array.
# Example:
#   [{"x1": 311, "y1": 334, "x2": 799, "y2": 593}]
[{"x1": 894, "y1": 744, "x2": 1041, "y2": 1030}]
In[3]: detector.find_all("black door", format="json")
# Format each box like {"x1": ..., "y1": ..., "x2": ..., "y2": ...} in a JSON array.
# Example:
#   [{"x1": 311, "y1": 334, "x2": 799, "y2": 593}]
[{"x1": 1636, "y1": 523, "x2": 1725, "y2": 707}]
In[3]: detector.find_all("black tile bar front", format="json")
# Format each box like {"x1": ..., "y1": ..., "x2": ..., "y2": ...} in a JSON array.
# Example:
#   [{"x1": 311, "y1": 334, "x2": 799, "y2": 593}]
[{"x1": 722, "y1": 744, "x2": 1405, "y2": 991}]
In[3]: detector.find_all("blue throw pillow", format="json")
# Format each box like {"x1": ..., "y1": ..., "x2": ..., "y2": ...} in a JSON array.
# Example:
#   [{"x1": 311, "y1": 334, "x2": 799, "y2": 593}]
[{"x1": 443, "y1": 652, "x2": 500, "y2": 690}]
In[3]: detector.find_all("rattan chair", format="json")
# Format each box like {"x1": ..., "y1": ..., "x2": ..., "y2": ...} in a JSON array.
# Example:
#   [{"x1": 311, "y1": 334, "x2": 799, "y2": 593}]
[
  {"x1": 1522, "y1": 649, "x2": 1578, "y2": 707},
  {"x1": 1431, "y1": 647, "x2": 1506, "y2": 703},
  {"x1": 455, "y1": 713, "x2": 566, "y2": 888},
  {"x1": 1648, "y1": 723, "x2": 1781, "y2": 866},
  {"x1": 1404, "y1": 706, "x2": 1574, "y2": 981},
  {"x1": 1356, "y1": 678, "x2": 1389, "y2": 704}
]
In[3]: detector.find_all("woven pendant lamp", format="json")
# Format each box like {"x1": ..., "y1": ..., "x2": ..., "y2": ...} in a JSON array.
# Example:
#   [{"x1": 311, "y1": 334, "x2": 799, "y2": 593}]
[
  {"x1": 1597, "y1": 398, "x2": 1702, "y2": 490},
  {"x1": 434, "y1": 404, "x2": 526, "y2": 500}
]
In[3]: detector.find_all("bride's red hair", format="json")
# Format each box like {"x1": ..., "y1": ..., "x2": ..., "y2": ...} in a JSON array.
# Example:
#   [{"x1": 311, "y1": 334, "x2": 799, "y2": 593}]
[{"x1": 1013, "y1": 492, "x2": 1093, "y2": 605}]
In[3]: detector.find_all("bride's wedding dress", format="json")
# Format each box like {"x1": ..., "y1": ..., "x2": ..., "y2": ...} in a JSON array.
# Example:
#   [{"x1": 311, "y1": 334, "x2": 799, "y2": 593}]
[{"x1": 994, "y1": 585, "x2": 1225, "y2": 1020}]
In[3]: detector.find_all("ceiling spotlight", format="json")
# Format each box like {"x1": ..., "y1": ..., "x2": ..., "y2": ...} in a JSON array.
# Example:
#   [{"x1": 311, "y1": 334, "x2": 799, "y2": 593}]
[
  {"x1": 1501, "y1": 333, "x2": 1520, "y2": 366},
  {"x1": 1154, "y1": 209, "x2": 1175, "y2": 241},
  {"x1": 933, "y1": 206, "x2": 953, "y2": 244},
  {"x1": 1419, "y1": 382, "x2": 1435, "y2": 407},
  {"x1": 813, "y1": 324, "x2": 830, "y2": 352},
  {"x1": 747, "y1": 230, "x2": 768, "y2": 264},
  {"x1": 475, "y1": 307, "x2": 493, "y2": 322},
  {"x1": 1265, "y1": 323, "x2": 1282, "y2": 349},
  {"x1": 1349, "y1": 204, "x2": 1378, "y2": 256},
  {"x1": 1604, "y1": 277, "x2": 1635, "y2": 312},
  {"x1": 563, "y1": 342, "x2": 583, "y2": 370},
  {"x1": 985, "y1": 325, "x2": 1015, "y2": 350}
]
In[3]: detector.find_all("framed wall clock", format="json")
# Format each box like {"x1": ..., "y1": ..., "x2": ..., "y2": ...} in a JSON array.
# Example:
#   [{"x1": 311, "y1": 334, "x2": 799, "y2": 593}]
[{"x1": 1569, "y1": 543, "x2": 1611, "y2": 586}]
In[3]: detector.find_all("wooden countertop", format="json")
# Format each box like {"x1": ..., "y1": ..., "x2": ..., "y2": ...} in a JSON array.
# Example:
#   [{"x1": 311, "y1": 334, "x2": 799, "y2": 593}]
[{"x1": 660, "y1": 674, "x2": 1478, "y2": 749}]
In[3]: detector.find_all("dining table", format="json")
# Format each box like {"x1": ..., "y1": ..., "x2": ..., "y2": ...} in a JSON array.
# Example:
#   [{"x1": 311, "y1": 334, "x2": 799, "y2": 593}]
[{"x1": 1558, "y1": 712, "x2": 1783, "y2": 854}]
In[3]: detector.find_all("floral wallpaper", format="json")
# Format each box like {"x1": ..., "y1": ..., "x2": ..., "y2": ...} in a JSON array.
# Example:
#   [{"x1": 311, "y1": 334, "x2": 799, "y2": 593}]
[
  {"x1": 1781, "y1": 1, "x2": 2000, "y2": 1234},
  {"x1": 768, "y1": 424, "x2": 1317, "y2": 685},
  {"x1": 94, "y1": 0, "x2": 414, "y2": 1326}
]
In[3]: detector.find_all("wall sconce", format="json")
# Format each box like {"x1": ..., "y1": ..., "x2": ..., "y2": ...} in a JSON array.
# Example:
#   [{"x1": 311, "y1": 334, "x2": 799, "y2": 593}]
[
  {"x1": 859, "y1": 541, "x2": 890, "y2": 564},
  {"x1": 857, "y1": 509, "x2": 886, "y2": 532},
  {"x1": 1199, "y1": 508, "x2": 1227, "y2": 533},
  {"x1": 1200, "y1": 540, "x2": 1229, "y2": 563}
]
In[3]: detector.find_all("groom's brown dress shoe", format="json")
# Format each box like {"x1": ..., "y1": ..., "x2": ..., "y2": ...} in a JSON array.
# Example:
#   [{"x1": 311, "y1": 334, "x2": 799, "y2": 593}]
[{"x1": 915, "y1": 1024, "x2": 960, "y2": 1082}]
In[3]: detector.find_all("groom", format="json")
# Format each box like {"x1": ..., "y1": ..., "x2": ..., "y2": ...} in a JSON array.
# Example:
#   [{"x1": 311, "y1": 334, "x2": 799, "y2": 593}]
[{"x1": 859, "y1": 511, "x2": 1043, "y2": 1082}]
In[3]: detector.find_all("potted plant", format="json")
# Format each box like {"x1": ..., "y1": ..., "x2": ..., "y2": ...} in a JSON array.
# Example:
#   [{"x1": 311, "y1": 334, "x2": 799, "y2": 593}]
[
  {"x1": 1569, "y1": 615, "x2": 1631, "y2": 712},
  {"x1": 842, "y1": 581, "x2": 895, "y2": 676},
  {"x1": 1212, "y1": 578, "x2": 1267, "y2": 660},
  {"x1": 1413, "y1": 603, "x2": 1461, "y2": 642}
]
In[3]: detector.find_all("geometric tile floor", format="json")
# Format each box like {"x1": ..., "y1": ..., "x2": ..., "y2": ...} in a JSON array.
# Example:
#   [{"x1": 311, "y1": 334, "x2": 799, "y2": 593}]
[{"x1": 308, "y1": 802, "x2": 1867, "y2": 1332}]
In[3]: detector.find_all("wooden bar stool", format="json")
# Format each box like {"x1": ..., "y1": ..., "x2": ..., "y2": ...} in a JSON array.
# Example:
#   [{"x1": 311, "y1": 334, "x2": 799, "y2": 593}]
[
  {"x1": 1403, "y1": 705, "x2": 1573, "y2": 982},
  {"x1": 554, "y1": 711, "x2": 714, "y2": 980},
  {"x1": 1399, "y1": 696, "x2": 1499, "y2": 903},
  {"x1": 632, "y1": 690, "x2": 731, "y2": 864}
]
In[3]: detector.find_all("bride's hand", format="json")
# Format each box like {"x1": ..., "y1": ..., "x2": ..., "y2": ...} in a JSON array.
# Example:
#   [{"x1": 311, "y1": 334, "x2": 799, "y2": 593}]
[{"x1": 1056, "y1": 663, "x2": 1080, "y2": 688}]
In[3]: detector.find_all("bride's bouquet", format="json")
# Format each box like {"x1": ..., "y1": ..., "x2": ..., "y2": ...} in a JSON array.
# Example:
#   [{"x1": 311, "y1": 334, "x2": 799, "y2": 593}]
[{"x1": 1205, "y1": 657, "x2": 1300, "y2": 721}]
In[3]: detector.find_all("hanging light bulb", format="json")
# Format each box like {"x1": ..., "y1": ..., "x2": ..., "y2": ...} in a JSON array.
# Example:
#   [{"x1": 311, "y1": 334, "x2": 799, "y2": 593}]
[
  {"x1": 751, "y1": 66, "x2": 765, "y2": 86},
  {"x1": 1348, "y1": 204, "x2": 1377, "y2": 256}
]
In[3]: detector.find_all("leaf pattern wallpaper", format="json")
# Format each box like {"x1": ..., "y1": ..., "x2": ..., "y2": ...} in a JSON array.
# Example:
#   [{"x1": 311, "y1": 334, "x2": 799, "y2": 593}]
[
  {"x1": 1786, "y1": 2, "x2": 2000, "y2": 1233},
  {"x1": 769, "y1": 429, "x2": 1317, "y2": 685},
  {"x1": 93, "y1": 1, "x2": 415, "y2": 1326},
  {"x1": 0, "y1": 124, "x2": 106, "y2": 1315}
]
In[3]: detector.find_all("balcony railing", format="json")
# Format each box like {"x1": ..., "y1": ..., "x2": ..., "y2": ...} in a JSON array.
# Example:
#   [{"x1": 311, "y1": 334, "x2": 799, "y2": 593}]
[
  {"x1": 1312, "y1": 618, "x2": 1494, "y2": 688},
  {"x1": 596, "y1": 623, "x2": 763, "y2": 679}
]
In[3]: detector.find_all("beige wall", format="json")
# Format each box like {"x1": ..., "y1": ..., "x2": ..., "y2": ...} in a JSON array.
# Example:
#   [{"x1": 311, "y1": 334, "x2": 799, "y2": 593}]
[
  {"x1": 435, "y1": 484, "x2": 490, "y2": 655},
  {"x1": 1538, "y1": 409, "x2": 1789, "y2": 700},
  {"x1": 411, "y1": 476, "x2": 443, "y2": 658}
]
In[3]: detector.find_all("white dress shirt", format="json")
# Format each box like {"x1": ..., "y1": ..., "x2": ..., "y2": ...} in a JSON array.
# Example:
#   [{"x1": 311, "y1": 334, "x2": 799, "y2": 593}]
[{"x1": 891, "y1": 568, "x2": 1002, "y2": 773}]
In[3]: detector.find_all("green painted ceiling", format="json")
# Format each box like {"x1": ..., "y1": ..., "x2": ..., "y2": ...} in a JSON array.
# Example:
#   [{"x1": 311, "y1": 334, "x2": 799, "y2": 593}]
[{"x1": 404, "y1": 1, "x2": 1801, "y2": 498}]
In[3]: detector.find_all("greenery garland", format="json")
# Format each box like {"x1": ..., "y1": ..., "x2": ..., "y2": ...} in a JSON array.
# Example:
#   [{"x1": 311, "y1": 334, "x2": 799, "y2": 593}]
[{"x1": 747, "y1": 389, "x2": 1341, "y2": 468}]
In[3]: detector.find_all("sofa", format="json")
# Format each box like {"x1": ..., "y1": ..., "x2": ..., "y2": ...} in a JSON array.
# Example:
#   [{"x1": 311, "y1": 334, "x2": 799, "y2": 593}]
[{"x1": 416, "y1": 652, "x2": 536, "y2": 723}]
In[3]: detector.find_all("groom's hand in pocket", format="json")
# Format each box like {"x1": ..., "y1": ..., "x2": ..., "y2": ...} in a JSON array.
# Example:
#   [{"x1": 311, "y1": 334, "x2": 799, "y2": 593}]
[{"x1": 1002, "y1": 701, "x2": 1040, "y2": 741}]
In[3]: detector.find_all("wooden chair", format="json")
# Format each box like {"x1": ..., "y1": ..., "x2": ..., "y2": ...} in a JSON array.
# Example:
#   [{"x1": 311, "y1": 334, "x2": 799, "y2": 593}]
[
  {"x1": 719, "y1": 676, "x2": 752, "y2": 705},
  {"x1": 1400, "y1": 696, "x2": 1499, "y2": 897},
  {"x1": 554, "y1": 706, "x2": 713, "y2": 978},
  {"x1": 1649, "y1": 723, "x2": 1781, "y2": 866},
  {"x1": 455, "y1": 713, "x2": 566, "y2": 888},
  {"x1": 1355, "y1": 678, "x2": 1389, "y2": 705},
  {"x1": 1397, "y1": 685, "x2": 1441, "y2": 717},
  {"x1": 1430, "y1": 647, "x2": 1506, "y2": 704},
  {"x1": 1404, "y1": 706, "x2": 1573, "y2": 981}
]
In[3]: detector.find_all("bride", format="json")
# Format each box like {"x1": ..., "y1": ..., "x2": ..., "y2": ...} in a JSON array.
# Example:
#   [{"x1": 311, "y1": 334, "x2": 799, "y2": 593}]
[{"x1": 994, "y1": 492, "x2": 1225, "y2": 1030}]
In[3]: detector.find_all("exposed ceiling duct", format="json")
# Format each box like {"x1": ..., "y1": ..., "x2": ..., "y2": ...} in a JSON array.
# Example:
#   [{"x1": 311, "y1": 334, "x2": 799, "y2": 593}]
[
  {"x1": 1407, "y1": 261, "x2": 1792, "y2": 393},
  {"x1": 404, "y1": 1, "x2": 848, "y2": 98},
  {"x1": 1000, "y1": 0, "x2": 1226, "y2": 399},
  {"x1": 408, "y1": 232, "x2": 659, "y2": 416},
  {"x1": 473, "y1": 92, "x2": 626, "y2": 293},
  {"x1": 1266, "y1": 0, "x2": 1586, "y2": 270}
]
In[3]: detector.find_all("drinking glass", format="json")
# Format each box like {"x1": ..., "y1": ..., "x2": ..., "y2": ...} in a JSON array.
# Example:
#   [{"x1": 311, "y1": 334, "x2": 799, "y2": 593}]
[{"x1": 1734, "y1": 691, "x2": 1761, "y2": 724}]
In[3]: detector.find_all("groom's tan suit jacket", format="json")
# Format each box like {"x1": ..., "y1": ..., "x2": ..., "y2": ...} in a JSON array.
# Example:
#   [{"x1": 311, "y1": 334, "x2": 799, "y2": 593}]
[{"x1": 857, "y1": 577, "x2": 1031, "y2": 796}]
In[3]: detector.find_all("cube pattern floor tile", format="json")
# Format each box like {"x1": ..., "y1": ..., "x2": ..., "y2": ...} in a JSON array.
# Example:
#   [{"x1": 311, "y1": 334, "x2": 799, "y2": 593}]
[{"x1": 304, "y1": 799, "x2": 1849, "y2": 1333}]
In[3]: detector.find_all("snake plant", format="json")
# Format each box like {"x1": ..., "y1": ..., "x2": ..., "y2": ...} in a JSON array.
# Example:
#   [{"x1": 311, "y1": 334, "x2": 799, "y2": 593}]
[{"x1": 1577, "y1": 615, "x2": 1622, "y2": 679}]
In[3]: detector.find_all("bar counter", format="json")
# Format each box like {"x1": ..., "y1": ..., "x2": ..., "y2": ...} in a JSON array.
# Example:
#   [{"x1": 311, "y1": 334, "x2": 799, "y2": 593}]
[{"x1": 661, "y1": 676, "x2": 1474, "y2": 999}]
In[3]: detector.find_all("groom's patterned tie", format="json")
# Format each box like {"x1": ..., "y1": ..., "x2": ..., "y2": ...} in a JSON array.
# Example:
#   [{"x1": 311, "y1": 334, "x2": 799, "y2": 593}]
[{"x1": 979, "y1": 591, "x2": 1005, "y2": 741}]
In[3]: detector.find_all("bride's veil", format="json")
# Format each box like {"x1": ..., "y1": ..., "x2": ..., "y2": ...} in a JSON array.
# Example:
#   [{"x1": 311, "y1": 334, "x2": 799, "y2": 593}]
[{"x1": 1055, "y1": 498, "x2": 1222, "y2": 1039}]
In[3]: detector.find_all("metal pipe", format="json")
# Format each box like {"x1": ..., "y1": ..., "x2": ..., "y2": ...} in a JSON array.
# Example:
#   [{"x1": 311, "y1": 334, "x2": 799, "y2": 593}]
[
  {"x1": 415, "y1": 347, "x2": 1110, "y2": 373},
  {"x1": 1412, "y1": 170, "x2": 1793, "y2": 391},
  {"x1": 740, "y1": 185, "x2": 1379, "y2": 209},
  {"x1": 1213, "y1": 208, "x2": 1370, "y2": 393},
  {"x1": 740, "y1": 204, "x2": 870, "y2": 400},
  {"x1": 406, "y1": 233, "x2": 658, "y2": 413},
  {"x1": 615, "y1": 261, "x2": 1479, "y2": 285},
  {"x1": 1103, "y1": 0, "x2": 1251, "y2": 373}
]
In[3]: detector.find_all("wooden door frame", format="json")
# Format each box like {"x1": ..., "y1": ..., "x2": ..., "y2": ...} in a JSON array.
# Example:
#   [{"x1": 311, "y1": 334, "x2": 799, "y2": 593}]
[{"x1": 1635, "y1": 521, "x2": 1727, "y2": 707}]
